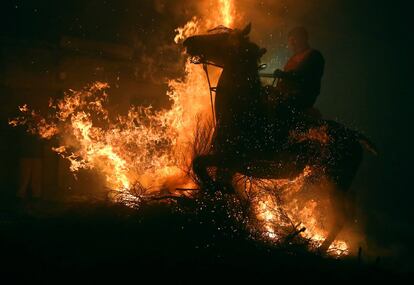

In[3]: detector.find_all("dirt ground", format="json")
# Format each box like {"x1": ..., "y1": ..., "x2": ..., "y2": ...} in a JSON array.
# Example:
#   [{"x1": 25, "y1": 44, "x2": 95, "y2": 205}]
[{"x1": 0, "y1": 194, "x2": 406, "y2": 283}]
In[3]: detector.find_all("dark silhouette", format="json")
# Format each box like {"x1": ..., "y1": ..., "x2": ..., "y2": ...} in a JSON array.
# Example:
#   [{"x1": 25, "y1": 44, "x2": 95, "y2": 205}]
[
  {"x1": 183, "y1": 23, "x2": 376, "y2": 252},
  {"x1": 271, "y1": 26, "x2": 325, "y2": 113},
  {"x1": 16, "y1": 122, "x2": 44, "y2": 201},
  {"x1": 265, "y1": 27, "x2": 325, "y2": 150}
]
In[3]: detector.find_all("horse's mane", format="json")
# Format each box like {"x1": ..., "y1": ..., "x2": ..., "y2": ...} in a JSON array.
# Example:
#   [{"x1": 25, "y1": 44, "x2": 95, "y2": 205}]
[
  {"x1": 184, "y1": 24, "x2": 266, "y2": 68},
  {"x1": 207, "y1": 25, "x2": 233, "y2": 34}
]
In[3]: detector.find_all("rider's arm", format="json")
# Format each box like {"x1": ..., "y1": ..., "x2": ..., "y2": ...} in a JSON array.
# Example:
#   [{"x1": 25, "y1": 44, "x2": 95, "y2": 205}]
[
  {"x1": 273, "y1": 69, "x2": 302, "y2": 80},
  {"x1": 274, "y1": 50, "x2": 324, "y2": 81}
]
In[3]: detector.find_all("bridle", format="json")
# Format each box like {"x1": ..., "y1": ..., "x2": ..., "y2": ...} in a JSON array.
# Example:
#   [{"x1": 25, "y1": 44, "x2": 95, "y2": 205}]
[
  {"x1": 190, "y1": 54, "x2": 268, "y2": 128},
  {"x1": 190, "y1": 56, "x2": 223, "y2": 127}
]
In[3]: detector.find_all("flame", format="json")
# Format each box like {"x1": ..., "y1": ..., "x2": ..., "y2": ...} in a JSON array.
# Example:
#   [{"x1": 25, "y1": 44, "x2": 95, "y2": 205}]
[
  {"x1": 247, "y1": 168, "x2": 350, "y2": 257},
  {"x1": 10, "y1": 0, "x2": 350, "y2": 257},
  {"x1": 10, "y1": 0, "x2": 231, "y2": 193},
  {"x1": 174, "y1": 17, "x2": 200, "y2": 44},
  {"x1": 219, "y1": 0, "x2": 234, "y2": 27}
]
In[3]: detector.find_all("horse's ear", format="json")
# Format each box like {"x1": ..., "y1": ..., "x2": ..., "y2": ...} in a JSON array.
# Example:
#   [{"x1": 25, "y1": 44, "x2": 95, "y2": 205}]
[{"x1": 241, "y1": 23, "x2": 251, "y2": 36}]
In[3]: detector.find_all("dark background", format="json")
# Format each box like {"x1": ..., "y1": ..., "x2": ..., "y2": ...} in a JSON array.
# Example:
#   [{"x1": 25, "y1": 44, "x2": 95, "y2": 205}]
[{"x1": 0, "y1": 0, "x2": 412, "y2": 271}]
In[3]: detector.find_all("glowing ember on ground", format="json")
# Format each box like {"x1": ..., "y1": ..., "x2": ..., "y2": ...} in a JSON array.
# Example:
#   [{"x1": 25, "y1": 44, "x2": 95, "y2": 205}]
[
  {"x1": 10, "y1": 0, "x2": 349, "y2": 257},
  {"x1": 245, "y1": 169, "x2": 350, "y2": 257}
]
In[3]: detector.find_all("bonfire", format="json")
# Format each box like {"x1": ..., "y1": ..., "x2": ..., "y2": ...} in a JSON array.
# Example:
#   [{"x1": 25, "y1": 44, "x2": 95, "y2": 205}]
[{"x1": 9, "y1": 0, "x2": 351, "y2": 257}]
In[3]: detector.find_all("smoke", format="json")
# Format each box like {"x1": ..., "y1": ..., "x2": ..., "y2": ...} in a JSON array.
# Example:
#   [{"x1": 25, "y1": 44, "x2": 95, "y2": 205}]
[
  {"x1": 120, "y1": 1, "x2": 410, "y2": 261},
  {"x1": 222, "y1": 1, "x2": 337, "y2": 71},
  {"x1": 137, "y1": 1, "x2": 340, "y2": 76},
  {"x1": 129, "y1": 1, "x2": 330, "y2": 88},
  {"x1": 2, "y1": 0, "x2": 409, "y2": 266}
]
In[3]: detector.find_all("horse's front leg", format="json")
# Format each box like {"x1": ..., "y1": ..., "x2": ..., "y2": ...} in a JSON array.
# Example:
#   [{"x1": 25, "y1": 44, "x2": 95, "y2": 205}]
[
  {"x1": 192, "y1": 154, "x2": 218, "y2": 191},
  {"x1": 193, "y1": 154, "x2": 237, "y2": 193}
]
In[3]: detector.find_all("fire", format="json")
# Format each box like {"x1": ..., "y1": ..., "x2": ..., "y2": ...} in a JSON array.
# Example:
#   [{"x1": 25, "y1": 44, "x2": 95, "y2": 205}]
[
  {"x1": 219, "y1": 0, "x2": 234, "y2": 27},
  {"x1": 10, "y1": 0, "x2": 230, "y2": 194},
  {"x1": 10, "y1": 0, "x2": 350, "y2": 257},
  {"x1": 174, "y1": 17, "x2": 200, "y2": 44},
  {"x1": 247, "y1": 169, "x2": 350, "y2": 257}
]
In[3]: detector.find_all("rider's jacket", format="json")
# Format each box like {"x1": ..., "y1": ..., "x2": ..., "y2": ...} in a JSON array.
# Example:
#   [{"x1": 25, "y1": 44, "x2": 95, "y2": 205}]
[{"x1": 276, "y1": 48, "x2": 325, "y2": 111}]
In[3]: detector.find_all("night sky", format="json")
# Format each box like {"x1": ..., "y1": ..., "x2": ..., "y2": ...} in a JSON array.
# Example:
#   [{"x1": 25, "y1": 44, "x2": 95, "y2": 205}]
[{"x1": 0, "y1": 0, "x2": 412, "y2": 269}]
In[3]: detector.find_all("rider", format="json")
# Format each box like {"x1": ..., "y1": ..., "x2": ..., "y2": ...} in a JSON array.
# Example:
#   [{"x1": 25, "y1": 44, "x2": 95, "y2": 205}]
[
  {"x1": 271, "y1": 26, "x2": 325, "y2": 116},
  {"x1": 264, "y1": 26, "x2": 325, "y2": 150}
]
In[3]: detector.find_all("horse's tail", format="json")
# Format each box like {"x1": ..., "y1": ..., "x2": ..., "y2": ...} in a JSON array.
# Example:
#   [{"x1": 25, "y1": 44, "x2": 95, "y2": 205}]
[
  {"x1": 354, "y1": 131, "x2": 378, "y2": 156},
  {"x1": 324, "y1": 119, "x2": 378, "y2": 156}
]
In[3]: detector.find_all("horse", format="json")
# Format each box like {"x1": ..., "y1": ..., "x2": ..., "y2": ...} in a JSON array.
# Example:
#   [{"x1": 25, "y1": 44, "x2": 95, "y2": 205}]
[{"x1": 183, "y1": 24, "x2": 377, "y2": 252}]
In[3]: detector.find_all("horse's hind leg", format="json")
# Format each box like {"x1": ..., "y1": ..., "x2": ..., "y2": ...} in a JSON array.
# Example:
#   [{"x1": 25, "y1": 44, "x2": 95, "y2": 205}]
[
  {"x1": 319, "y1": 189, "x2": 348, "y2": 253},
  {"x1": 320, "y1": 142, "x2": 363, "y2": 253}
]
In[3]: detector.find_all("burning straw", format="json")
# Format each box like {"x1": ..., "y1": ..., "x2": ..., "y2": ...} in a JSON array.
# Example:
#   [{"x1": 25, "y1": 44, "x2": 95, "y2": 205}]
[{"x1": 9, "y1": 0, "x2": 350, "y2": 258}]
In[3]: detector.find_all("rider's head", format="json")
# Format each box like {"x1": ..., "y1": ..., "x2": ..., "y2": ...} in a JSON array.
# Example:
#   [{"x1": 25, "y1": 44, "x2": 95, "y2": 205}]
[{"x1": 287, "y1": 26, "x2": 310, "y2": 53}]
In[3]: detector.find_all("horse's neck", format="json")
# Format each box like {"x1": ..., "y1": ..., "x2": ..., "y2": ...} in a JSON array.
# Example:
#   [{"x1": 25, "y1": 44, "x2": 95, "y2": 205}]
[{"x1": 218, "y1": 64, "x2": 260, "y2": 94}]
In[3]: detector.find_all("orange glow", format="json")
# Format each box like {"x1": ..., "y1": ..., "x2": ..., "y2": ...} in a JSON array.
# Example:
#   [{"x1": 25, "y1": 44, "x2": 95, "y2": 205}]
[
  {"x1": 10, "y1": 0, "x2": 350, "y2": 257},
  {"x1": 219, "y1": 0, "x2": 234, "y2": 27},
  {"x1": 246, "y1": 169, "x2": 350, "y2": 257}
]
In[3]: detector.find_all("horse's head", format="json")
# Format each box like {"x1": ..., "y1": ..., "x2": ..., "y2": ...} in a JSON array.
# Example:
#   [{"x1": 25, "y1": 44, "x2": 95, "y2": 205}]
[{"x1": 183, "y1": 23, "x2": 267, "y2": 68}]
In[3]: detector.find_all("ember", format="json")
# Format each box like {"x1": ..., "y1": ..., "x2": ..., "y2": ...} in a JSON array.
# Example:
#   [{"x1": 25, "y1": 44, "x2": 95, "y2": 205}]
[{"x1": 9, "y1": 0, "x2": 350, "y2": 257}]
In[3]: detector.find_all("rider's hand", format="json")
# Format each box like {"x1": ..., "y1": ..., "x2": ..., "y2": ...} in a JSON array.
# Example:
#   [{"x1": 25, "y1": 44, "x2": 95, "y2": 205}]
[
  {"x1": 273, "y1": 69, "x2": 284, "y2": 78},
  {"x1": 263, "y1": 85, "x2": 273, "y2": 93}
]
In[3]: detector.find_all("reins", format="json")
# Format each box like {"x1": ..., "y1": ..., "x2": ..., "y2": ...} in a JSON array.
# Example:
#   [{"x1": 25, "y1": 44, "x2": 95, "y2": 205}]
[
  {"x1": 202, "y1": 63, "x2": 216, "y2": 126},
  {"x1": 190, "y1": 57, "x2": 222, "y2": 127},
  {"x1": 192, "y1": 57, "x2": 274, "y2": 128}
]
